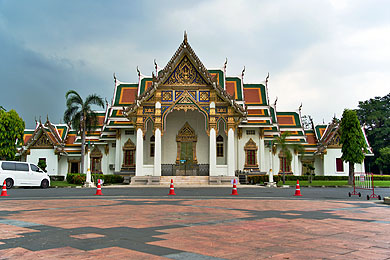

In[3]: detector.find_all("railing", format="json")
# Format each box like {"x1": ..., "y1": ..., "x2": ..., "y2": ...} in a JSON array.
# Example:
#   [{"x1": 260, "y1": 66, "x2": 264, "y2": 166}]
[{"x1": 161, "y1": 164, "x2": 209, "y2": 176}]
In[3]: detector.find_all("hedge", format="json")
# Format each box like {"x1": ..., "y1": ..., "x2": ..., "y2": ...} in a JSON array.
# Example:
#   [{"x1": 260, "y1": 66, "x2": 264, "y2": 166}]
[
  {"x1": 67, "y1": 174, "x2": 124, "y2": 185},
  {"x1": 91, "y1": 174, "x2": 124, "y2": 184},
  {"x1": 246, "y1": 174, "x2": 390, "y2": 184}
]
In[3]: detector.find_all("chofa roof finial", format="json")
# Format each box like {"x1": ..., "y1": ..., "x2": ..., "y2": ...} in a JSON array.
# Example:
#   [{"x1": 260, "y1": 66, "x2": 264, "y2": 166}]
[
  {"x1": 184, "y1": 30, "x2": 187, "y2": 42},
  {"x1": 241, "y1": 66, "x2": 245, "y2": 78}
]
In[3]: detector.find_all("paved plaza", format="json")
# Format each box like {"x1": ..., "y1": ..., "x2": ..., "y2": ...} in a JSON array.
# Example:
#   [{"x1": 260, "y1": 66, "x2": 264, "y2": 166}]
[{"x1": 0, "y1": 187, "x2": 389, "y2": 259}]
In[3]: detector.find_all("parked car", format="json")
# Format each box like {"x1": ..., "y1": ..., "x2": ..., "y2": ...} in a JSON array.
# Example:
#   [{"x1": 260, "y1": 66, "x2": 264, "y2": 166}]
[{"x1": 0, "y1": 161, "x2": 51, "y2": 189}]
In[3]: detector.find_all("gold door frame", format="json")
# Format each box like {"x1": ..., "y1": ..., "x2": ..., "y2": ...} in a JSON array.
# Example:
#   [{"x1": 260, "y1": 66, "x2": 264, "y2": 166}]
[{"x1": 176, "y1": 122, "x2": 198, "y2": 164}]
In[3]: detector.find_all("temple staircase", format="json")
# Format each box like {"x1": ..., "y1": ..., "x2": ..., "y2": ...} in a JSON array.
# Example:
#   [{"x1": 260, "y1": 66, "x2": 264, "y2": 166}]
[{"x1": 160, "y1": 176, "x2": 209, "y2": 186}]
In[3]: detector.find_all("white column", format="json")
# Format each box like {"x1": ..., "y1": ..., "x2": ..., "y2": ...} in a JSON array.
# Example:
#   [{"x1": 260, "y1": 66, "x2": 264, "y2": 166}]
[
  {"x1": 272, "y1": 150, "x2": 276, "y2": 178},
  {"x1": 269, "y1": 148, "x2": 274, "y2": 183},
  {"x1": 293, "y1": 153, "x2": 299, "y2": 176},
  {"x1": 259, "y1": 137, "x2": 265, "y2": 172},
  {"x1": 227, "y1": 128, "x2": 235, "y2": 176},
  {"x1": 154, "y1": 128, "x2": 161, "y2": 176},
  {"x1": 136, "y1": 128, "x2": 144, "y2": 176},
  {"x1": 115, "y1": 131, "x2": 121, "y2": 172},
  {"x1": 209, "y1": 128, "x2": 217, "y2": 176},
  {"x1": 85, "y1": 147, "x2": 92, "y2": 187}
]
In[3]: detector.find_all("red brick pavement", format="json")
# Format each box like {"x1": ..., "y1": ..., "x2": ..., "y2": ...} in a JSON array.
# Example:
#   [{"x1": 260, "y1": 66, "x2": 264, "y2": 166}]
[{"x1": 0, "y1": 198, "x2": 388, "y2": 259}]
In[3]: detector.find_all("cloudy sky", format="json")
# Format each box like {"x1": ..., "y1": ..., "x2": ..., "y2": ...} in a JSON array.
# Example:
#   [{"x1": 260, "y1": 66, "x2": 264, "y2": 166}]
[{"x1": 0, "y1": 0, "x2": 389, "y2": 128}]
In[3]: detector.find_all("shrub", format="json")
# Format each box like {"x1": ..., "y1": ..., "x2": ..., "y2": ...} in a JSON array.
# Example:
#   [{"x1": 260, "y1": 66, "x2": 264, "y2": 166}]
[
  {"x1": 92, "y1": 174, "x2": 124, "y2": 184},
  {"x1": 66, "y1": 173, "x2": 86, "y2": 185}
]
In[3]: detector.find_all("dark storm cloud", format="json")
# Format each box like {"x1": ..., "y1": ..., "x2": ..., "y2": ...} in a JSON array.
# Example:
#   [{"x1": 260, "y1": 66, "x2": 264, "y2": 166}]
[{"x1": 0, "y1": 0, "x2": 389, "y2": 128}]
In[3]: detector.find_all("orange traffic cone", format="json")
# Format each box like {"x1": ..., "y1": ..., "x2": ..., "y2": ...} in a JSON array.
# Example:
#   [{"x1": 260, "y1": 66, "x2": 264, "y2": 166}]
[
  {"x1": 294, "y1": 179, "x2": 302, "y2": 196},
  {"x1": 168, "y1": 179, "x2": 176, "y2": 195},
  {"x1": 95, "y1": 179, "x2": 103, "y2": 195},
  {"x1": 1, "y1": 181, "x2": 8, "y2": 197},
  {"x1": 231, "y1": 179, "x2": 238, "y2": 195}
]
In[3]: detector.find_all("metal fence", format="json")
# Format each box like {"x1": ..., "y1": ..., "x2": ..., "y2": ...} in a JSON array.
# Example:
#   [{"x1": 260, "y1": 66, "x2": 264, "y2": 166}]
[{"x1": 161, "y1": 164, "x2": 209, "y2": 176}]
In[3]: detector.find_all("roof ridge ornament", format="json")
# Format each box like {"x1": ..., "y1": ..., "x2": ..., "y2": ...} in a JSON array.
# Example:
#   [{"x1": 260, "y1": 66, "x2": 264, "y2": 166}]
[
  {"x1": 223, "y1": 58, "x2": 228, "y2": 73},
  {"x1": 184, "y1": 30, "x2": 188, "y2": 42},
  {"x1": 241, "y1": 66, "x2": 245, "y2": 78}
]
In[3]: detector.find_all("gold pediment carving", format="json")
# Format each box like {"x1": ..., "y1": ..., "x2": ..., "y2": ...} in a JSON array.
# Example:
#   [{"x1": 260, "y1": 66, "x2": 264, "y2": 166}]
[
  {"x1": 328, "y1": 132, "x2": 342, "y2": 148},
  {"x1": 31, "y1": 133, "x2": 53, "y2": 148},
  {"x1": 123, "y1": 138, "x2": 136, "y2": 150},
  {"x1": 176, "y1": 122, "x2": 197, "y2": 142},
  {"x1": 90, "y1": 146, "x2": 102, "y2": 158},
  {"x1": 163, "y1": 56, "x2": 208, "y2": 86},
  {"x1": 244, "y1": 138, "x2": 258, "y2": 150}
]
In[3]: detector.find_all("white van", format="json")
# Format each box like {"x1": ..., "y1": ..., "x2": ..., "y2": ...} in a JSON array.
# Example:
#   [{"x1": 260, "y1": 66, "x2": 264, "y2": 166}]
[{"x1": 0, "y1": 161, "x2": 51, "y2": 189}]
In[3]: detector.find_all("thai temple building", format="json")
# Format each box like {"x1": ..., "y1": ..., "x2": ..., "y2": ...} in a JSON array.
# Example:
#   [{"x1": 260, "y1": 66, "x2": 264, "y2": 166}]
[{"x1": 18, "y1": 34, "x2": 373, "y2": 184}]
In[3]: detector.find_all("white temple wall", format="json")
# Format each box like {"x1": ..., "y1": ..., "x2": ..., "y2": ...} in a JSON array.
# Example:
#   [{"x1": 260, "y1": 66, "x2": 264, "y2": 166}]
[
  {"x1": 237, "y1": 128, "x2": 258, "y2": 171},
  {"x1": 58, "y1": 156, "x2": 68, "y2": 176},
  {"x1": 323, "y1": 149, "x2": 348, "y2": 176},
  {"x1": 162, "y1": 110, "x2": 209, "y2": 164},
  {"x1": 263, "y1": 146, "x2": 271, "y2": 174},
  {"x1": 107, "y1": 141, "x2": 116, "y2": 174},
  {"x1": 314, "y1": 156, "x2": 324, "y2": 176},
  {"x1": 27, "y1": 149, "x2": 58, "y2": 176}
]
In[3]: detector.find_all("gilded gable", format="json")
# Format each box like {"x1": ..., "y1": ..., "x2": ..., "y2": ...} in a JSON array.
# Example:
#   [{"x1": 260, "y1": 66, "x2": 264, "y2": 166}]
[
  {"x1": 31, "y1": 133, "x2": 54, "y2": 148},
  {"x1": 163, "y1": 56, "x2": 208, "y2": 86}
]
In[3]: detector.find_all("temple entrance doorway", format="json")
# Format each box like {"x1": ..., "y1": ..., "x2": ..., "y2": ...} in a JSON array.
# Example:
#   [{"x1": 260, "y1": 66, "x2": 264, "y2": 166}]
[
  {"x1": 176, "y1": 122, "x2": 197, "y2": 176},
  {"x1": 161, "y1": 110, "x2": 209, "y2": 176}
]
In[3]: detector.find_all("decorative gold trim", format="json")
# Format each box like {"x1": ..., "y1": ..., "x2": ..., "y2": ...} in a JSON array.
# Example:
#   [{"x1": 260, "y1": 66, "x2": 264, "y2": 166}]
[
  {"x1": 90, "y1": 146, "x2": 102, "y2": 158},
  {"x1": 123, "y1": 138, "x2": 136, "y2": 150}
]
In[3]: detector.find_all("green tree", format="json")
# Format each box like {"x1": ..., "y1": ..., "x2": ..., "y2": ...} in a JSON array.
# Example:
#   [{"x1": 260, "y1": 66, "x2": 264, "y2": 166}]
[
  {"x1": 37, "y1": 159, "x2": 47, "y2": 172},
  {"x1": 375, "y1": 147, "x2": 390, "y2": 174},
  {"x1": 63, "y1": 90, "x2": 104, "y2": 174},
  {"x1": 340, "y1": 109, "x2": 367, "y2": 185},
  {"x1": 0, "y1": 109, "x2": 25, "y2": 160},
  {"x1": 356, "y1": 93, "x2": 390, "y2": 173}
]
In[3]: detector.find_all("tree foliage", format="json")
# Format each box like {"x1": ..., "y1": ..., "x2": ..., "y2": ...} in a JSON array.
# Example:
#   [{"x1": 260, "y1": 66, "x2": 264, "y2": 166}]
[
  {"x1": 63, "y1": 90, "x2": 104, "y2": 174},
  {"x1": 0, "y1": 109, "x2": 25, "y2": 160},
  {"x1": 340, "y1": 109, "x2": 366, "y2": 184},
  {"x1": 356, "y1": 93, "x2": 390, "y2": 173},
  {"x1": 375, "y1": 147, "x2": 390, "y2": 174}
]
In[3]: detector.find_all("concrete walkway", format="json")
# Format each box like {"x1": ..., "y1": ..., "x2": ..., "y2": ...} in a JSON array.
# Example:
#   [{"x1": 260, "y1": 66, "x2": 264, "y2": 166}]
[{"x1": 0, "y1": 195, "x2": 389, "y2": 259}]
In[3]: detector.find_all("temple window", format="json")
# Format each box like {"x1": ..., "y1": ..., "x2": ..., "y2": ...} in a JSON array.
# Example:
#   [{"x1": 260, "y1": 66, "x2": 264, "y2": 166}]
[
  {"x1": 122, "y1": 138, "x2": 136, "y2": 167},
  {"x1": 124, "y1": 150, "x2": 135, "y2": 166},
  {"x1": 90, "y1": 146, "x2": 102, "y2": 174},
  {"x1": 336, "y1": 158, "x2": 343, "y2": 172},
  {"x1": 246, "y1": 130, "x2": 255, "y2": 135},
  {"x1": 244, "y1": 138, "x2": 258, "y2": 168},
  {"x1": 279, "y1": 151, "x2": 291, "y2": 173},
  {"x1": 150, "y1": 135, "x2": 155, "y2": 157},
  {"x1": 216, "y1": 135, "x2": 224, "y2": 157},
  {"x1": 125, "y1": 130, "x2": 135, "y2": 135}
]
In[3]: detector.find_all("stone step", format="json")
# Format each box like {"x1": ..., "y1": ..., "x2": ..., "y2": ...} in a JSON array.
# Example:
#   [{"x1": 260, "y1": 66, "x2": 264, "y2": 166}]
[{"x1": 160, "y1": 176, "x2": 209, "y2": 185}]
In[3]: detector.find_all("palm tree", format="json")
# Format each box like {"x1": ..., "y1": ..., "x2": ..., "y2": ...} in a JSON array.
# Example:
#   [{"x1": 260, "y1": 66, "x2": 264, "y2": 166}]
[
  {"x1": 274, "y1": 132, "x2": 304, "y2": 184},
  {"x1": 274, "y1": 132, "x2": 291, "y2": 185},
  {"x1": 63, "y1": 90, "x2": 105, "y2": 174}
]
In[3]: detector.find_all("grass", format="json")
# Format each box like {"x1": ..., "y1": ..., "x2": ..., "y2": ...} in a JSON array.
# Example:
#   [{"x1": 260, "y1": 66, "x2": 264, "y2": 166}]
[
  {"x1": 50, "y1": 181, "x2": 80, "y2": 187},
  {"x1": 279, "y1": 180, "x2": 390, "y2": 187}
]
